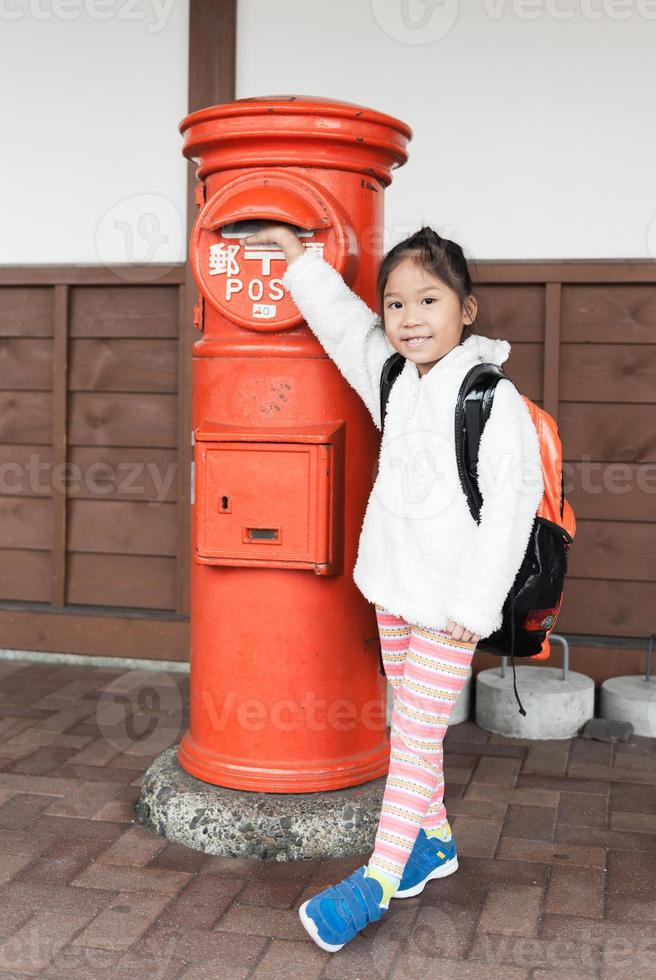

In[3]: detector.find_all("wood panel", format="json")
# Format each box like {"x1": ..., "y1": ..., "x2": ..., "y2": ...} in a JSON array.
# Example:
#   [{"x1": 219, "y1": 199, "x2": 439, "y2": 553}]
[
  {"x1": 0, "y1": 287, "x2": 53, "y2": 336},
  {"x1": 0, "y1": 605, "x2": 189, "y2": 661},
  {"x1": 559, "y1": 403, "x2": 656, "y2": 462},
  {"x1": 557, "y1": 579, "x2": 656, "y2": 636},
  {"x1": 0, "y1": 550, "x2": 52, "y2": 602},
  {"x1": 560, "y1": 344, "x2": 656, "y2": 403},
  {"x1": 69, "y1": 284, "x2": 180, "y2": 338},
  {"x1": 69, "y1": 338, "x2": 178, "y2": 393},
  {"x1": 67, "y1": 500, "x2": 177, "y2": 556},
  {"x1": 66, "y1": 553, "x2": 177, "y2": 609},
  {"x1": 68, "y1": 392, "x2": 178, "y2": 448}
]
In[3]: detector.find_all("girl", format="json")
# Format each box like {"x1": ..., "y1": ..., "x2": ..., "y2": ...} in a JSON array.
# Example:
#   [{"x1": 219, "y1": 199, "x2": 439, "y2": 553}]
[{"x1": 244, "y1": 223, "x2": 544, "y2": 953}]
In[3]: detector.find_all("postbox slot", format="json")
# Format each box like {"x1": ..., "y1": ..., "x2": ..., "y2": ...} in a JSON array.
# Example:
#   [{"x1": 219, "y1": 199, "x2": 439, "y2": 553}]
[
  {"x1": 245, "y1": 526, "x2": 280, "y2": 543},
  {"x1": 221, "y1": 220, "x2": 314, "y2": 239}
]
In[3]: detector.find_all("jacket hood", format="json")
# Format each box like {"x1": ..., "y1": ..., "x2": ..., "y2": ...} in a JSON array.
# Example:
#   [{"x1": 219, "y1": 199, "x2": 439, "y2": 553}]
[{"x1": 466, "y1": 333, "x2": 511, "y2": 367}]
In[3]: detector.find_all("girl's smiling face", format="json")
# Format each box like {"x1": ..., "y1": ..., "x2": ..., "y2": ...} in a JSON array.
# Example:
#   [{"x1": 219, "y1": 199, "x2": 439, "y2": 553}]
[{"x1": 383, "y1": 257, "x2": 477, "y2": 376}]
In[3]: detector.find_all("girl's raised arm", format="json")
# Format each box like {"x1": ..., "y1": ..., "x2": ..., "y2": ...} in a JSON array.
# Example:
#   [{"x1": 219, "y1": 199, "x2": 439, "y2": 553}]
[{"x1": 245, "y1": 224, "x2": 395, "y2": 431}]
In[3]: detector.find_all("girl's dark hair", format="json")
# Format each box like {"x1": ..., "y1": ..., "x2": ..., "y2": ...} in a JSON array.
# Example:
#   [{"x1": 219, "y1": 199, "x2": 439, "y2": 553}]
[{"x1": 376, "y1": 226, "x2": 477, "y2": 341}]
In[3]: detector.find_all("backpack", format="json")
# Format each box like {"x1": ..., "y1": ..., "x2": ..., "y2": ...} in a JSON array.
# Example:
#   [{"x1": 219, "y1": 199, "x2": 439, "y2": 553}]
[{"x1": 379, "y1": 352, "x2": 576, "y2": 716}]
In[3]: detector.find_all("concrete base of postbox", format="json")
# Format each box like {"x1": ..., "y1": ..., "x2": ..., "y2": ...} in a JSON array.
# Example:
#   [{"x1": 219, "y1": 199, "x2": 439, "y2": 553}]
[
  {"x1": 476, "y1": 665, "x2": 595, "y2": 739},
  {"x1": 135, "y1": 745, "x2": 388, "y2": 861},
  {"x1": 600, "y1": 676, "x2": 656, "y2": 738}
]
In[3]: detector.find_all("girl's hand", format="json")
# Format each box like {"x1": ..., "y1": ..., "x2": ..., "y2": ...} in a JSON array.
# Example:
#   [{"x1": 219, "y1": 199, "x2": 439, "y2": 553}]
[
  {"x1": 243, "y1": 222, "x2": 305, "y2": 263},
  {"x1": 445, "y1": 619, "x2": 480, "y2": 645}
]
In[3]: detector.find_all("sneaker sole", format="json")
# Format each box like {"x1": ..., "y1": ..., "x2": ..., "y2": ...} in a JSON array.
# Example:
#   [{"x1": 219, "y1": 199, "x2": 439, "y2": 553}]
[
  {"x1": 393, "y1": 855, "x2": 459, "y2": 898},
  {"x1": 298, "y1": 899, "x2": 346, "y2": 952}
]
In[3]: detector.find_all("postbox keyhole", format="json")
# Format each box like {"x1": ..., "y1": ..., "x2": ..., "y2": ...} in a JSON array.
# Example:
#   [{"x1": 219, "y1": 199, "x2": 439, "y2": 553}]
[{"x1": 219, "y1": 494, "x2": 231, "y2": 513}]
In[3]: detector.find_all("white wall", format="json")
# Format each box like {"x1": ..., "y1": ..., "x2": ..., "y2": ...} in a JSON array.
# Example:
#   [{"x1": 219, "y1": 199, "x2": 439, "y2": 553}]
[
  {"x1": 1, "y1": 0, "x2": 653, "y2": 264},
  {"x1": 236, "y1": 0, "x2": 656, "y2": 260},
  {"x1": 0, "y1": 0, "x2": 189, "y2": 265}
]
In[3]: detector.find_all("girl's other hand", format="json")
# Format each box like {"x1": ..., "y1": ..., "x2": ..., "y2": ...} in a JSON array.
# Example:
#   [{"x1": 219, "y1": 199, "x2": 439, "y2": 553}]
[
  {"x1": 445, "y1": 619, "x2": 480, "y2": 645},
  {"x1": 243, "y1": 222, "x2": 305, "y2": 263}
]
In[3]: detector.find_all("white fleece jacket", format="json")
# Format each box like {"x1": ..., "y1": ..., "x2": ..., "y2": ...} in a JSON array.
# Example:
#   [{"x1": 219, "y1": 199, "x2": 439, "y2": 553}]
[{"x1": 281, "y1": 251, "x2": 544, "y2": 638}]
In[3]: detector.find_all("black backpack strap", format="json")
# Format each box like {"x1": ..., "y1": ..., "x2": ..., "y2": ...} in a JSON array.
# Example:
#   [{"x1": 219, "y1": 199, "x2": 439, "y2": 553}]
[
  {"x1": 379, "y1": 353, "x2": 405, "y2": 433},
  {"x1": 455, "y1": 363, "x2": 509, "y2": 524}
]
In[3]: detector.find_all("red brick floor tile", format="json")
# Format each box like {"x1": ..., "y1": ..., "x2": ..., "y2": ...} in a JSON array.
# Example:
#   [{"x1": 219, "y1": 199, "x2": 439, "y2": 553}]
[
  {"x1": 478, "y1": 881, "x2": 544, "y2": 937},
  {"x1": 138, "y1": 925, "x2": 268, "y2": 974},
  {"x1": 501, "y1": 803, "x2": 557, "y2": 842},
  {"x1": 609, "y1": 810, "x2": 656, "y2": 833},
  {"x1": 417, "y1": 868, "x2": 488, "y2": 911},
  {"x1": 470, "y1": 756, "x2": 522, "y2": 787},
  {"x1": 570, "y1": 738, "x2": 613, "y2": 766},
  {"x1": 237, "y1": 878, "x2": 304, "y2": 910},
  {"x1": 156, "y1": 874, "x2": 246, "y2": 930},
  {"x1": 606, "y1": 848, "x2": 656, "y2": 898},
  {"x1": 69, "y1": 890, "x2": 173, "y2": 951},
  {"x1": 468, "y1": 927, "x2": 601, "y2": 975},
  {"x1": 95, "y1": 825, "x2": 167, "y2": 867},
  {"x1": 0, "y1": 909, "x2": 94, "y2": 974},
  {"x1": 456, "y1": 855, "x2": 550, "y2": 886},
  {"x1": 555, "y1": 823, "x2": 656, "y2": 852},
  {"x1": 250, "y1": 938, "x2": 327, "y2": 979},
  {"x1": 605, "y1": 893, "x2": 656, "y2": 923},
  {"x1": 496, "y1": 837, "x2": 606, "y2": 869},
  {"x1": 516, "y1": 774, "x2": 610, "y2": 795},
  {"x1": 147, "y1": 840, "x2": 211, "y2": 874},
  {"x1": 523, "y1": 741, "x2": 571, "y2": 777},
  {"x1": 445, "y1": 721, "x2": 491, "y2": 744},
  {"x1": 609, "y1": 780, "x2": 656, "y2": 814},
  {"x1": 557, "y1": 790, "x2": 609, "y2": 829},
  {"x1": 447, "y1": 742, "x2": 526, "y2": 759},
  {"x1": 71, "y1": 862, "x2": 192, "y2": 896},
  {"x1": 9, "y1": 747, "x2": 81, "y2": 776},
  {"x1": 24, "y1": 814, "x2": 128, "y2": 843},
  {"x1": 320, "y1": 904, "x2": 418, "y2": 979},
  {"x1": 544, "y1": 865, "x2": 606, "y2": 918},
  {"x1": 449, "y1": 815, "x2": 503, "y2": 858},
  {"x1": 199, "y1": 855, "x2": 263, "y2": 878},
  {"x1": 0, "y1": 792, "x2": 58, "y2": 830},
  {"x1": 465, "y1": 782, "x2": 560, "y2": 807},
  {"x1": 214, "y1": 903, "x2": 308, "y2": 941},
  {"x1": 14, "y1": 837, "x2": 108, "y2": 887}
]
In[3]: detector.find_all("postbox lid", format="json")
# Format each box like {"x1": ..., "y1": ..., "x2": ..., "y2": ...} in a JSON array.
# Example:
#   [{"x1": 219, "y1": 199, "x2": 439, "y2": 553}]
[{"x1": 180, "y1": 95, "x2": 412, "y2": 186}]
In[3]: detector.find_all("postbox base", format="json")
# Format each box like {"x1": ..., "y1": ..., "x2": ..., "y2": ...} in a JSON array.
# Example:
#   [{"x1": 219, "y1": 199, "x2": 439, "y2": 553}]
[
  {"x1": 177, "y1": 730, "x2": 390, "y2": 793},
  {"x1": 136, "y1": 745, "x2": 388, "y2": 862}
]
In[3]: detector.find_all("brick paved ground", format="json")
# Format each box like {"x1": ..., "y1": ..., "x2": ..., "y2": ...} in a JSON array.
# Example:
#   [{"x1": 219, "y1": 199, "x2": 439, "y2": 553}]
[{"x1": 0, "y1": 657, "x2": 654, "y2": 979}]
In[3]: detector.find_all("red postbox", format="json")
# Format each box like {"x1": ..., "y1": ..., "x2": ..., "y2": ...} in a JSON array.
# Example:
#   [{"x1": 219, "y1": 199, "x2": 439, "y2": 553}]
[{"x1": 178, "y1": 96, "x2": 412, "y2": 792}]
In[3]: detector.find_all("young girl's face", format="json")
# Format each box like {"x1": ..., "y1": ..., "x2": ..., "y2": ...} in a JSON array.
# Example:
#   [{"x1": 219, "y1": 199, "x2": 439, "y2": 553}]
[{"x1": 383, "y1": 257, "x2": 476, "y2": 377}]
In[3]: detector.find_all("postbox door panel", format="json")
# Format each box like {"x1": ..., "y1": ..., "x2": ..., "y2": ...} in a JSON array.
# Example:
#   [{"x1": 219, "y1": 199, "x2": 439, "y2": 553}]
[{"x1": 195, "y1": 441, "x2": 338, "y2": 572}]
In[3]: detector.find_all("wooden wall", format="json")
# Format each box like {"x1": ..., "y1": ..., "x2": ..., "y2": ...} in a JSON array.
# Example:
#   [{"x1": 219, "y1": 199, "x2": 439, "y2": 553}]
[{"x1": 0, "y1": 261, "x2": 654, "y2": 673}]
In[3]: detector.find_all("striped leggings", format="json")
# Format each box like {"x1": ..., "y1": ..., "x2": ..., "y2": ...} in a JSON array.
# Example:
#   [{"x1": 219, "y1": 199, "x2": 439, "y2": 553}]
[{"x1": 370, "y1": 604, "x2": 478, "y2": 881}]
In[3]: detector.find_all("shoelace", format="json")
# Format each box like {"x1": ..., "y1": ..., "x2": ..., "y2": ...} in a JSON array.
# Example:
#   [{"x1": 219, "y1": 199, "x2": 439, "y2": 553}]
[{"x1": 322, "y1": 870, "x2": 383, "y2": 933}]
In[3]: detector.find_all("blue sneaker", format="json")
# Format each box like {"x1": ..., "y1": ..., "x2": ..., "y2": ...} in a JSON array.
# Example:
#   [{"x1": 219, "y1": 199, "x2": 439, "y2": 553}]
[
  {"x1": 298, "y1": 865, "x2": 387, "y2": 952},
  {"x1": 394, "y1": 829, "x2": 459, "y2": 898}
]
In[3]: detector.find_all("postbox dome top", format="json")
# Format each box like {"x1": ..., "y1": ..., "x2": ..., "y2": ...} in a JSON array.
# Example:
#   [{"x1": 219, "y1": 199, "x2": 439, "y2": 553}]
[{"x1": 180, "y1": 95, "x2": 412, "y2": 186}]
